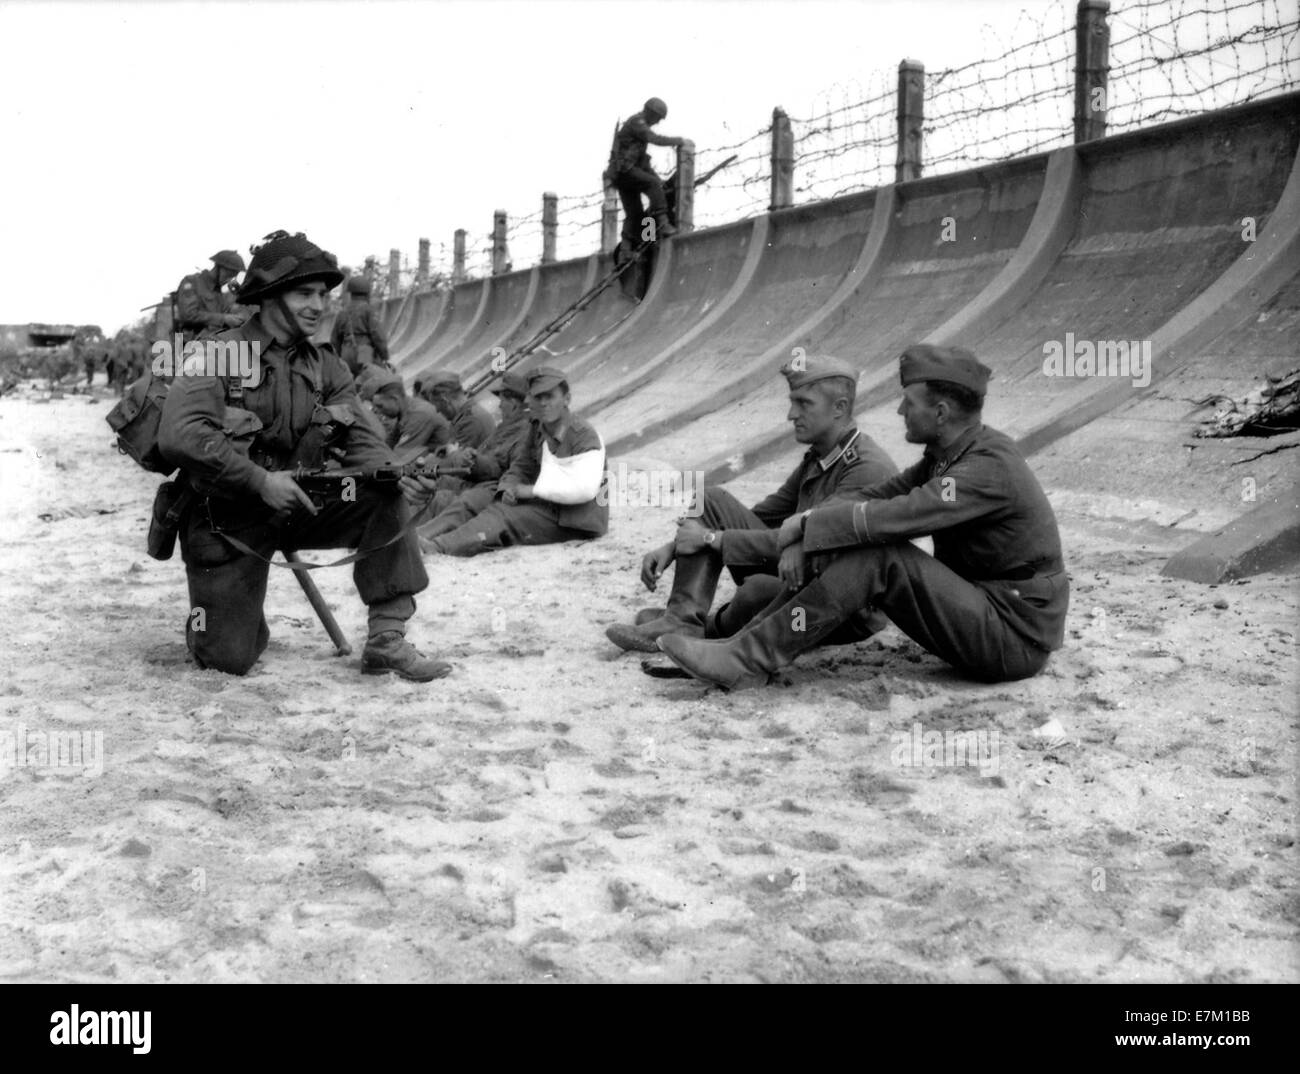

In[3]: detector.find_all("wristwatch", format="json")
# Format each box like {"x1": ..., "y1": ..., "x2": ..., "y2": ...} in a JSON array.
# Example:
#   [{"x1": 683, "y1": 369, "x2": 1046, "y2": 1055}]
[{"x1": 704, "y1": 530, "x2": 719, "y2": 549}]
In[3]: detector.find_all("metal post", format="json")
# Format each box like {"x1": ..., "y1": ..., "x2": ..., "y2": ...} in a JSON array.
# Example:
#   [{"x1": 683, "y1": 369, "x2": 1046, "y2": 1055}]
[
  {"x1": 675, "y1": 140, "x2": 696, "y2": 233},
  {"x1": 602, "y1": 184, "x2": 619, "y2": 255},
  {"x1": 417, "y1": 238, "x2": 430, "y2": 288},
  {"x1": 770, "y1": 107, "x2": 794, "y2": 211},
  {"x1": 492, "y1": 210, "x2": 509, "y2": 275},
  {"x1": 453, "y1": 229, "x2": 466, "y2": 283},
  {"x1": 387, "y1": 248, "x2": 401, "y2": 295},
  {"x1": 542, "y1": 192, "x2": 558, "y2": 263},
  {"x1": 895, "y1": 59, "x2": 925, "y2": 184},
  {"x1": 1074, "y1": 0, "x2": 1110, "y2": 143}
]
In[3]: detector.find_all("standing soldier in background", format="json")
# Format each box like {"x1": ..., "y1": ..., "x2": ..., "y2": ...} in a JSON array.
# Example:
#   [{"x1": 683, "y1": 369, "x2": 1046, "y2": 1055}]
[
  {"x1": 331, "y1": 276, "x2": 390, "y2": 376},
  {"x1": 606, "y1": 97, "x2": 688, "y2": 243},
  {"x1": 177, "y1": 250, "x2": 248, "y2": 343},
  {"x1": 365, "y1": 369, "x2": 453, "y2": 463}
]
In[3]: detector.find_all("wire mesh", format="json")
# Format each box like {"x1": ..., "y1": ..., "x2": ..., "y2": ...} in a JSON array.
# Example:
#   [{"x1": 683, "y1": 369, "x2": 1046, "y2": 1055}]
[{"x1": 384, "y1": 0, "x2": 1299, "y2": 291}]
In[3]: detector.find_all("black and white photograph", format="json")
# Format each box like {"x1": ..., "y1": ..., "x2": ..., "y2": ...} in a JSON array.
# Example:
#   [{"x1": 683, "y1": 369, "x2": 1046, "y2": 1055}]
[{"x1": 0, "y1": 0, "x2": 1296, "y2": 1008}]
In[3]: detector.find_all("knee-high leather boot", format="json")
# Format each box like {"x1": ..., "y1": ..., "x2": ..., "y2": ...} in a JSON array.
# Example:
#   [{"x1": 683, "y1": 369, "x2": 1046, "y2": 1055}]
[
  {"x1": 657, "y1": 575, "x2": 853, "y2": 689},
  {"x1": 606, "y1": 551, "x2": 721, "y2": 652}
]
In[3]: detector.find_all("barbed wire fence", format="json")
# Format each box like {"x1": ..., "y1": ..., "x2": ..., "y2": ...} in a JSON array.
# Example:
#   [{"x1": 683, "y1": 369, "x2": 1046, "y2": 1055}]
[{"x1": 380, "y1": 0, "x2": 1297, "y2": 291}]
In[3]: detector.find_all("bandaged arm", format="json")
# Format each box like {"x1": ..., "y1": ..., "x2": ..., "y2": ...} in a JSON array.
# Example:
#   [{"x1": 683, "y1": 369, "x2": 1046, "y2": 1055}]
[{"x1": 532, "y1": 437, "x2": 606, "y2": 504}]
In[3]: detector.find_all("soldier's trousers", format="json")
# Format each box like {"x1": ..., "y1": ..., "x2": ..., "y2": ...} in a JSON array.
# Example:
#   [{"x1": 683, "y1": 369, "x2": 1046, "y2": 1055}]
[
  {"x1": 769, "y1": 542, "x2": 1053, "y2": 682},
  {"x1": 427, "y1": 500, "x2": 594, "y2": 557},
  {"x1": 179, "y1": 486, "x2": 428, "y2": 675},
  {"x1": 616, "y1": 167, "x2": 667, "y2": 241},
  {"x1": 419, "y1": 483, "x2": 497, "y2": 540},
  {"x1": 680, "y1": 487, "x2": 881, "y2": 641}
]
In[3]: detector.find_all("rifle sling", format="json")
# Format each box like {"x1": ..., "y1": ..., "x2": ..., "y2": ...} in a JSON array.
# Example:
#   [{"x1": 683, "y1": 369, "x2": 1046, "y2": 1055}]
[{"x1": 208, "y1": 495, "x2": 428, "y2": 571}]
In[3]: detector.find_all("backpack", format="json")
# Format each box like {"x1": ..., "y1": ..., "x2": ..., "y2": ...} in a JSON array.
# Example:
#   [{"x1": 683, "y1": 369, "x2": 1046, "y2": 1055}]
[{"x1": 106, "y1": 366, "x2": 245, "y2": 475}]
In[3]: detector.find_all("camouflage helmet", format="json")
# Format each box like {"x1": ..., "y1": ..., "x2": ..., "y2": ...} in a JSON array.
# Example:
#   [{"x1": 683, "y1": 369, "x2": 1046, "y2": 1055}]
[
  {"x1": 644, "y1": 97, "x2": 668, "y2": 120},
  {"x1": 237, "y1": 230, "x2": 344, "y2": 304},
  {"x1": 346, "y1": 276, "x2": 372, "y2": 296},
  {"x1": 211, "y1": 249, "x2": 246, "y2": 273}
]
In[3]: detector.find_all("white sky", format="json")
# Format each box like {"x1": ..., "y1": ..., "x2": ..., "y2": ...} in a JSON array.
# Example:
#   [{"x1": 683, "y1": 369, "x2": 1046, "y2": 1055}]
[{"x1": 0, "y1": 0, "x2": 1289, "y2": 334}]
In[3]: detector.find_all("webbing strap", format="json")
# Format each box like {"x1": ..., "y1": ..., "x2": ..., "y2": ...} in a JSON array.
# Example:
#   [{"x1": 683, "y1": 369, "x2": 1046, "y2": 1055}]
[{"x1": 209, "y1": 497, "x2": 429, "y2": 571}]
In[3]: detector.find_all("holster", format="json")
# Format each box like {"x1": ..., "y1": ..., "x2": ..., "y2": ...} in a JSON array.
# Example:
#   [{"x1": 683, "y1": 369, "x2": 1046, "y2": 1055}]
[{"x1": 147, "y1": 479, "x2": 195, "y2": 560}]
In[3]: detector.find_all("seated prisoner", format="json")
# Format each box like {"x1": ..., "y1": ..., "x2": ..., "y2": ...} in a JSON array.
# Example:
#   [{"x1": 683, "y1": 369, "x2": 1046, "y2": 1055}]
[
  {"x1": 656, "y1": 345, "x2": 1070, "y2": 690},
  {"x1": 605, "y1": 354, "x2": 897, "y2": 654}
]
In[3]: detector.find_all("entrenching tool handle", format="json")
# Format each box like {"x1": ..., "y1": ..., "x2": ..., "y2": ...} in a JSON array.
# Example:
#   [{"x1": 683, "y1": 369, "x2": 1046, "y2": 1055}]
[{"x1": 284, "y1": 551, "x2": 352, "y2": 656}]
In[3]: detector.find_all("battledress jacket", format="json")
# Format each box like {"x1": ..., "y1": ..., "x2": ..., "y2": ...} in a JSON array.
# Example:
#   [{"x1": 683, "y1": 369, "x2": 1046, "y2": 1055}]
[
  {"x1": 801, "y1": 423, "x2": 1069, "y2": 652},
  {"x1": 175, "y1": 268, "x2": 229, "y2": 339},
  {"x1": 719, "y1": 427, "x2": 898, "y2": 567},
  {"x1": 158, "y1": 316, "x2": 395, "y2": 498}
]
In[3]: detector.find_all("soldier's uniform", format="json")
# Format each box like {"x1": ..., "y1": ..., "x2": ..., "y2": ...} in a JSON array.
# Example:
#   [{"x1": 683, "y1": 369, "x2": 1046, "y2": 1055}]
[
  {"x1": 420, "y1": 370, "x2": 496, "y2": 449},
  {"x1": 658, "y1": 346, "x2": 1070, "y2": 689},
  {"x1": 367, "y1": 372, "x2": 453, "y2": 463},
  {"x1": 426, "y1": 367, "x2": 608, "y2": 556},
  {"x1": 331, "y1": 280, "x2": 390, "y2": 374},
  {"x1": 607, "y1": 355, "x2": 897, "y2": 653},
  {"x1": 608, "y1": 98, "x2": 683, "y2": 242},
  {"x1": 157, "y1": 231, "x2": 441, "y2": 680},
  {"x1": 176, "y1": 269, "x2": 228, "y2": 341},
  {"x1": 176, "y1": 250, "x2": 246, "y2": 343}
]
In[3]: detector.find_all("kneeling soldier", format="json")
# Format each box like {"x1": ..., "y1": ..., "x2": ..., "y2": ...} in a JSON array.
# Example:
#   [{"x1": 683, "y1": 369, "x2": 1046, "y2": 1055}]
[
  {"x1": 657, "y1": 345, "x2": 1069, "y2": 689},
  {"x1": 404, "y1": 366, "x2": 608, "y2": 555},
  {"x1": 159, "y1": 230, "x2": 450, "y2": 681},
  {"x1": 606, "y1": 355, "x2": 897, "y2": 652}
]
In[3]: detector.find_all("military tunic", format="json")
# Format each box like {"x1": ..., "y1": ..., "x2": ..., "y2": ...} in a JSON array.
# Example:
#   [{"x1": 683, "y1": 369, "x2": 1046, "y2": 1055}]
[
  {"x1": 330, "y1": 302, "x2": 390, "y2": 371},
  {"x1": 390, "y1": 396, "x2": 452, "y2": 463},
  {"x1": 798, "y1": 423, "x2": 1069, "y2": 679},
  {"x1": 450, "y1": 400, "x2": 496, "y2": 450},
  {"x1": 663, "y1": 427, "x2": 897, "y2": 636},
  {"x1": 176, "y1": 268, "x2": 231, "y2": 342}
]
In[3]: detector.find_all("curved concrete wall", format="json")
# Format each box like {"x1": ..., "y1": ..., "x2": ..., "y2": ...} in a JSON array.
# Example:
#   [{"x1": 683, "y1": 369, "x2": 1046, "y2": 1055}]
[
  {"x1": 394, "y1": 92, "x2": 1300, "y2": 520},
  {"x1": 391, "y1": 289, "x2": 450, "y2": 366}
]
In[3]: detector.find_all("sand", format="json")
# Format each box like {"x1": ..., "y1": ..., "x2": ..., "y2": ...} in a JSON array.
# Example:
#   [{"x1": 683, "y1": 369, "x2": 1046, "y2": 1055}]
[{"x1": 0, "y1": 386, "x2": 1295, "y2": 982}]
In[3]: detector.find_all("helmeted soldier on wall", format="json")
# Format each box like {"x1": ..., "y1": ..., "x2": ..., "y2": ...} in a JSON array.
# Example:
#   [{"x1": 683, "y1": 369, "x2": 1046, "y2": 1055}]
[
  {"x1": 607, "y1": 97, "x2": 689, "y2": 244},
  {"x1": 158, "y1": 230, "x2": 450, "y2": 682},
  {"x1": 330, "y1": 275, "x2": 390, "y2": 376},
  {"x1": 176, "y1": 250, "x2": 248, "y2": 343}
]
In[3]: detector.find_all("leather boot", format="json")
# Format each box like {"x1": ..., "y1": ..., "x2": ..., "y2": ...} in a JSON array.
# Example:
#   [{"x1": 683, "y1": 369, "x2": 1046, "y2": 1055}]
[
  {"x1": 653, "y1": 212, "x2": 678, "y2": 238},
  {"x1": 657, "y1": 577, "x2": 852, "y2": 689},
  {"x1": 362, "y1": 631, "x2": 452, "y2": 682},
  {"x1": 605, "y1": 551, "x2": 720, "y2": 652}
]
